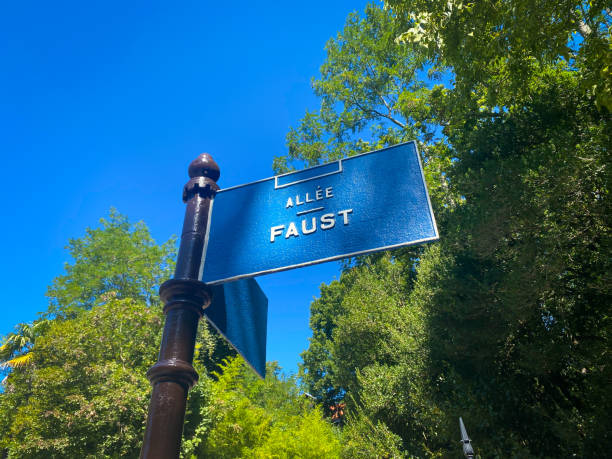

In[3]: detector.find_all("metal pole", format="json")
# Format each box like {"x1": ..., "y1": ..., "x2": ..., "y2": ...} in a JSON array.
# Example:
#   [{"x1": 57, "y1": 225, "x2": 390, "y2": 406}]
[
  {"x1": 140, "y1": 154, "x2": 220, "y2": 459},
  {"x1": 459, "y1": 417, "x2": 475, "y2": 459}
]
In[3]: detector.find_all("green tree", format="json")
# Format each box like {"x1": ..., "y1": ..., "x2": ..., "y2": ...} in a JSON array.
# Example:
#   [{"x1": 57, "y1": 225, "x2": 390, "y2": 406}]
[
  {"x1": 386, "y1": 0, "x2": 612, "y2": 111},
  {"x1": 190, "y1": 356, "x2": 341, "y2": 459},
  {"x1": 46, "y1": 208, "x2": 176, "y2": 316},
  {"x1": 273, "y1": 3, "x2": 457, "y2": 212},
  {"x1": 273, "y1": 4, "x2": 440, "y2": 174},
  {"x1": 4, "y1": 210, "x2": 335, "y2": 457},
  {"x1": 1, "y1": 209, "x2": 175, "y2": 377},
  {"x1": 0, "y1": 320, "x2": 50, "y2": 370},
  {"x1": 0, "y1": 298, "x2": 162, "y2": 457},
  {"x1": 291, "y1": 2, "x2": 611, "y2": 457},
  {"x1": 306, "y1": 255, "x2": 443, "y2": 457},
  {"x1": 0, "y1": 211, "x2": 233, "y2": 457},
  {"x1": 415, "y1": 65, "x2": 611, "y2": 456}
]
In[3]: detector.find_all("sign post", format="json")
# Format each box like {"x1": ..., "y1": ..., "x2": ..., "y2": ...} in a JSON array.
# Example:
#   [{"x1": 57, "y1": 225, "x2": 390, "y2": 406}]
[{"x1": 140, "y1": 154, "x2": 220, "y2": 459}]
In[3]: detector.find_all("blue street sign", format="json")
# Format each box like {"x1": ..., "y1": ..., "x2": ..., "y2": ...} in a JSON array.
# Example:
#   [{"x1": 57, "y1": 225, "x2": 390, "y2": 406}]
[
  {"x1": 205, "y1": 277, "x2": 268, "y2": 378},
  {"x1": 202, "y1": 141, "x2": 438, "y2": 284}
]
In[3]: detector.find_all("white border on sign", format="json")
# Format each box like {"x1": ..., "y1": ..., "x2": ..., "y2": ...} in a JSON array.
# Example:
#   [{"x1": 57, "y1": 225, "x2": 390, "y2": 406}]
[{"x1": 274, "y1": 160, "x2": 343, "y2": 189}]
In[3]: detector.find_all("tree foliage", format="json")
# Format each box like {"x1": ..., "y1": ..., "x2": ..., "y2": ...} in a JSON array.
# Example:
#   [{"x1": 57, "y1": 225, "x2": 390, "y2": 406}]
[
  {"x1": 0, "y1": 298, "x2": 161, "y2": 457},
  {"x1": 0, "y1": 211, "x2": 177, "y2": 457},
  {"x1": 0, "y1": 320, "x2": 50, "y2": 371},
  {"x1": 417, "y1": 65, "x2": 611, "y2": 456},
  {"x1": 186, "y1": 356, "x2": 341, "y2": 459},
  {"x1": 1, "y1": 210, "x2": 176, "y2": 380},
  {"x1": 294, "y1": 2, "x2": 611, "y2": 457},
  {"x1": 1, "y1": 210, "x2": 332, "y2": 458},
  {"x1": 46, "y1": 208, "x2": 176, "y2": 316},
  {"x1": 0, "y1": 211, "x2": 219, "y2": 457},
  {"x1": 386, "y1": 0, "x2": 612, "y2": 111},
  {"x1": 273, "y1": 4, "x2": 438, "y2": 175}
]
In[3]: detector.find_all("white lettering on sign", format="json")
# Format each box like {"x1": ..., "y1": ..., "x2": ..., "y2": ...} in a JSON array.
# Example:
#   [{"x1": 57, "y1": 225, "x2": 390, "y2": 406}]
[
  {"x1": 337, "y1": 208, "x2": 353, "y2": 225},
  {"x1": 269, "y1": 209, "x2": 353, "y2": 242},
  {"x1": 285, "y1": 222, "x2": 299, "y2": 238},
  {"x1": 320, "y1": 213, "x2": 335, "y2": 230},
  {"x1": 285, "y1": 186, "x2": 334, "y2": 209},
  {"x1": 270, "y1": 225, "x2": 284, "y2": 242},
  {"x1": 302, "y1": 217, "x2": 316, "y2": 235}
]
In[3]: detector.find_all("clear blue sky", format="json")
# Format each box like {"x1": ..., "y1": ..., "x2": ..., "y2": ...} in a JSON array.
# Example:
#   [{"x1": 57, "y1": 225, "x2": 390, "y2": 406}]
[{"x1": 0, "y1": 1, "x2": 373, "y2": 374}]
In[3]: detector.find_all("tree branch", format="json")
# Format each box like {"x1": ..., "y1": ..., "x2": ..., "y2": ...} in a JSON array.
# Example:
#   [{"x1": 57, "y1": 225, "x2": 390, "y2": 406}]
[
  {"x1": 353, "y1": 99, "x2": 406, "y2": 128},
  {"x1": 577, "y1": 20, "x2": 591, "y2": 39},
  {"x1": 379, "y1": 93, "x2": 394, "y2": 114}
]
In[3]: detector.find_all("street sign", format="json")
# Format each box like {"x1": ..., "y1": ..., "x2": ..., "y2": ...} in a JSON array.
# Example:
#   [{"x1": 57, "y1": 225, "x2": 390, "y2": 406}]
[
  {"x1": 205, "y1": 278, "x2": 268, "y2": 378},
  {"x1": 202, "y1": 141, "x2": 438, "y2": 284}
]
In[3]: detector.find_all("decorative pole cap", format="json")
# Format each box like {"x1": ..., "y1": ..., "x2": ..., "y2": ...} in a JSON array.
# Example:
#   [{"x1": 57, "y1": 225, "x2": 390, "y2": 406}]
[{"x1": 188, "y1": 153, "x2": 220, "y2": 182}]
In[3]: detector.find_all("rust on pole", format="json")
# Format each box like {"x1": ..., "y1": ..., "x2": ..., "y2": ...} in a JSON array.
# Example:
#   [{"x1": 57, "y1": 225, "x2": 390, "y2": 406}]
[{"x1": 140, "y1": 153, "x2": 220, "y2": 459}]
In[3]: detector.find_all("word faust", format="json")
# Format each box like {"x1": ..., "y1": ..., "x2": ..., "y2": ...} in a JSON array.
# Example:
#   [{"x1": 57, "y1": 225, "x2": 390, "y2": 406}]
[{"x1": 270, "y1": 209, "x2": 353, "y2": 243}]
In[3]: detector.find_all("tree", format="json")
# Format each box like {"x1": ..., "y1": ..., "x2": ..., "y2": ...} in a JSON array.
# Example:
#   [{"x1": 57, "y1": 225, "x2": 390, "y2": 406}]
[
  {"x1": 0, "y1": 210, "x2": 177, "y2": 456},
  {"x1": 3, "y1": 209, "x2": 337, "y2": 457},
  {"x1": 310, "y1": 255, "x2": 445, "y2": 457},
  {"x1": 1, "y1": 209, "x2": 175, "y2": 378},
  {"x1": 415, "y1": 65, "x2": 611, "y2": 456},
  {"x1": 0, "y1": 210, "x2": 233, "y2": 457},
  {"x1": 385, "y1": 0, "x2": 612, "y2": 111},
  {"x1": 189, "y1": 356, "x2": 341, "y2": 459},
  {"x1": 46, "y1": 208, "x2": 176, "y2": 316},
  {"x1": 291, "y1": 2, "x2": 611, "y2": 457},
  {"x1": 0, "y1": 320, "x2": 49, "y2": 371},
  {"x1": 0, "y1": 298, "x2": 162, "y2": 457},
  {"x1": 273, "y1": 3, "x2": 439, "y2": 174}
]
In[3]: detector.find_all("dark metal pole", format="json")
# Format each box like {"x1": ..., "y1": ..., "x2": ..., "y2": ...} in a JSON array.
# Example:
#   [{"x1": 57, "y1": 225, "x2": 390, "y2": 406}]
[
  {"x1": 459, "y1": 417, "x2": 475, "y2": 458},
  {"x1": 140, "y1": 154, "x2": 220, "y2": 459}
]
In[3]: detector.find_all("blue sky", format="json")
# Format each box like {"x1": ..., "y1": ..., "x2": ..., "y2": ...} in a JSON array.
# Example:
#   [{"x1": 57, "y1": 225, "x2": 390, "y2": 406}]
[{"x1": 0, "y1": 1, "x2": 373, "y2": 374}]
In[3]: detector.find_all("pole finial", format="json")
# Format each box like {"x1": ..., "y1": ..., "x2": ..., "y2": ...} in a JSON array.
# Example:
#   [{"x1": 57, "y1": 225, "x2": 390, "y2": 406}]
[
  {"x1": 188, "y1": 153, "x2": 220, "y2": 181},
  {"x1": 183, "y1": 153, "x2": 220, "y2": 202}
]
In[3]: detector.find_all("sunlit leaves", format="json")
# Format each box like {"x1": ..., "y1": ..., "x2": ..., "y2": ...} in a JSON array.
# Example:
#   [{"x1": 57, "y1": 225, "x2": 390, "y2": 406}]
[
  {"x1": 274, "y1": 4, "x2": 438, "y2": 174},
  {"x1": 46, "y1": 208, "x2": 176, "y2": 316},
  {"x1": 192, "y1": 357, "x2": 341, "y2": 458},
  {"x1": 0, "y1": 299, "x2": 162, "y2": 457},
  {"x1": 386, "y1": 0, "x2": 612, "y2": 110}
]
